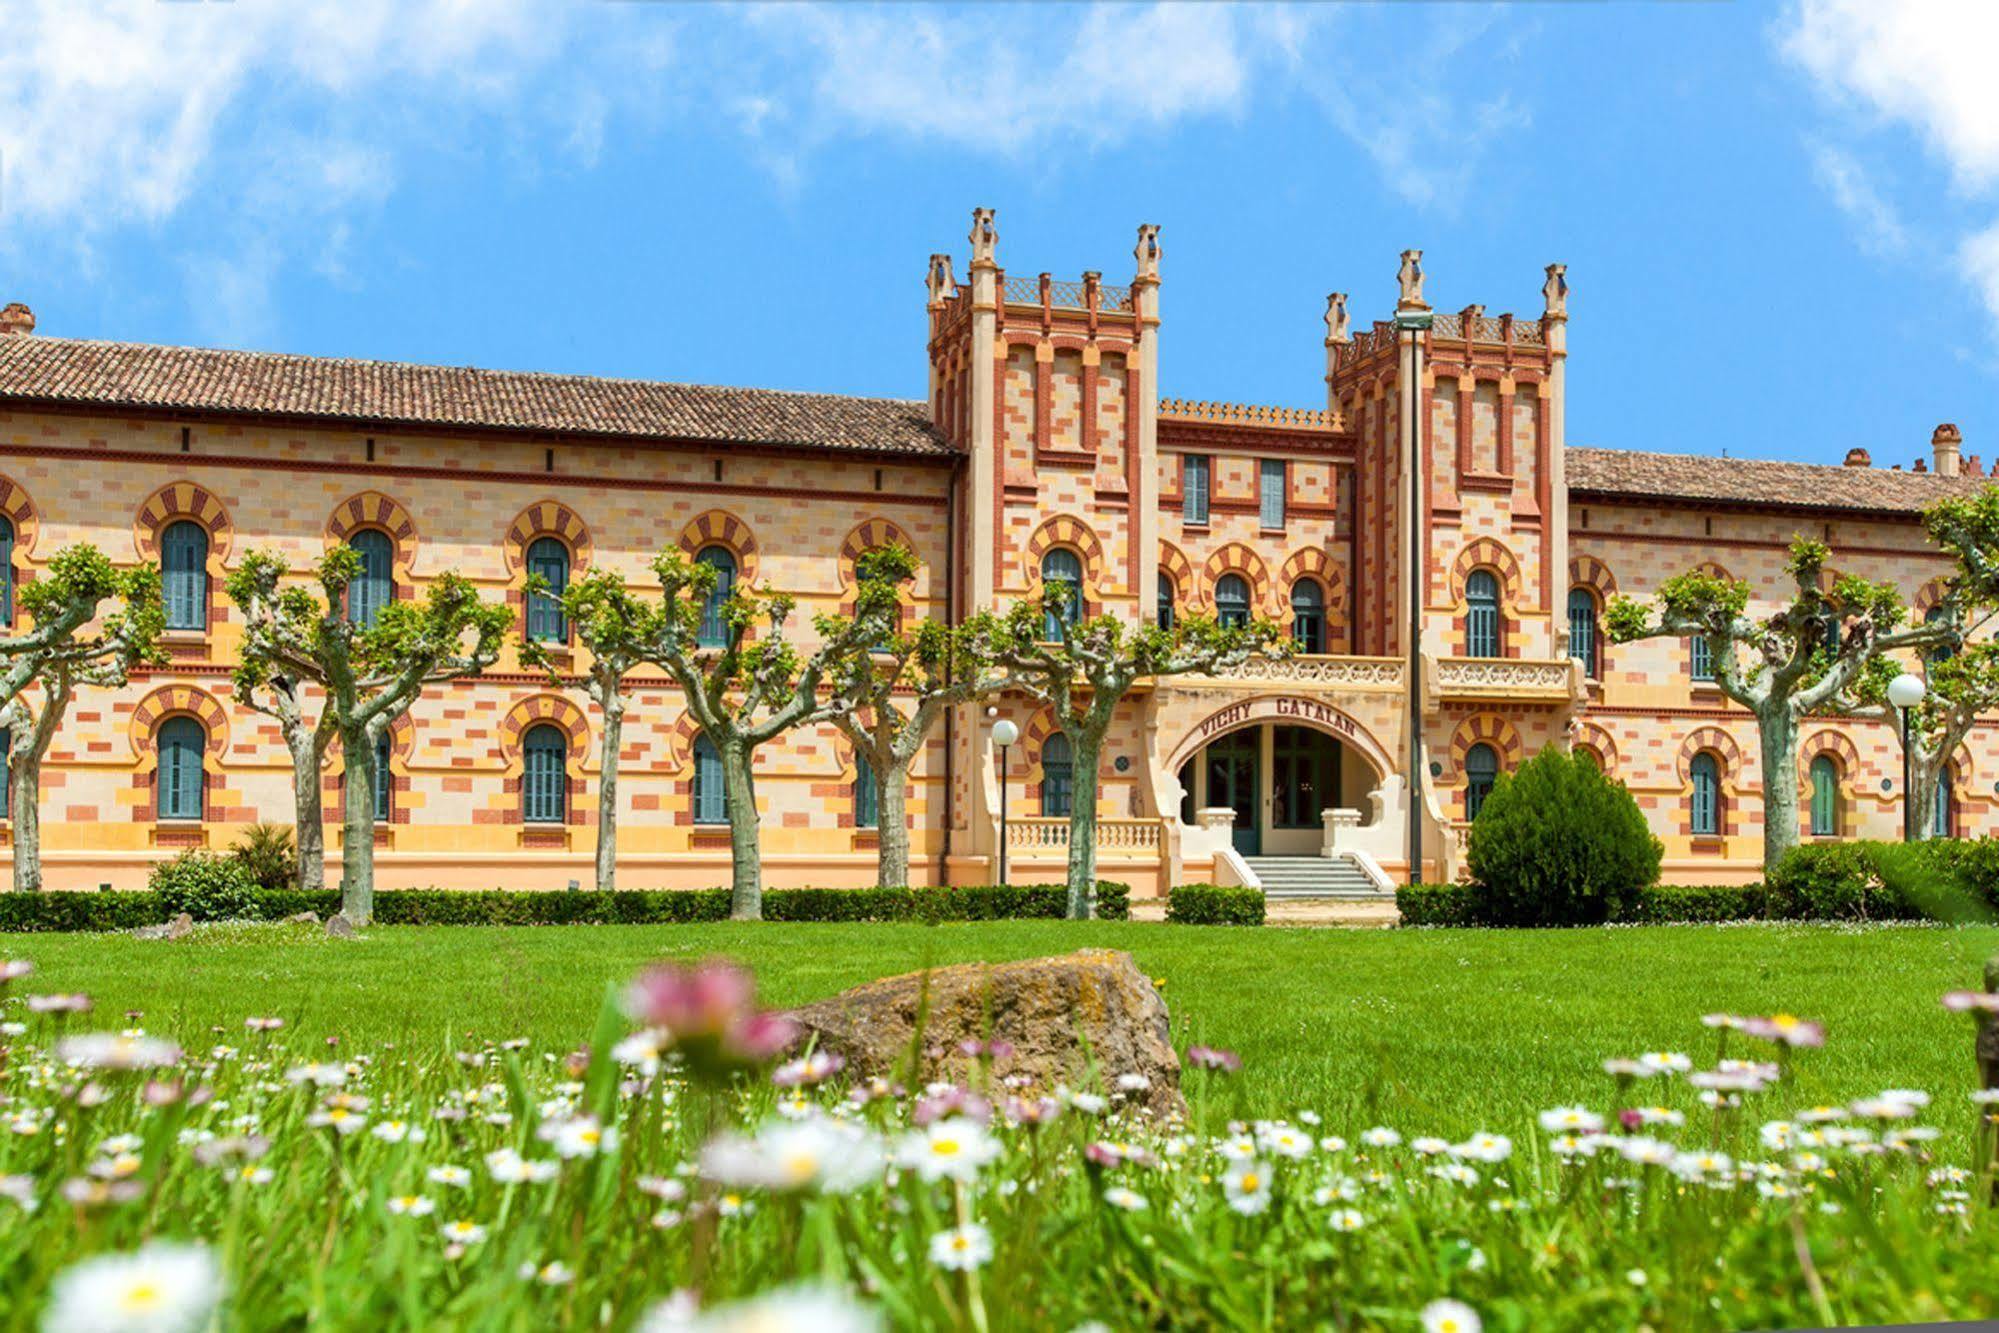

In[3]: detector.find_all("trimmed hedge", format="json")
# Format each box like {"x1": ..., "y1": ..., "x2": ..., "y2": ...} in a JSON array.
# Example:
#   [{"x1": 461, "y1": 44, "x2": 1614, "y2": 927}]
[
  {"x1": 1398, "y1": 837, "x2": 1999, "y2": 926},
  {"x1": 1165, "y1": 884, "x2": 1265, "y2": 926},
  {"x1": 0, "y1": 881, "x2": 1132, "y2": 933}
]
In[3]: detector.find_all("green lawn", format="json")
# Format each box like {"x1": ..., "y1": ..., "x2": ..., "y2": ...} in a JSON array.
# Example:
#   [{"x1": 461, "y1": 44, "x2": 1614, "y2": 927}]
[{"x1": 13, "y1": 919, "x2": 1996, "y2": 1139}]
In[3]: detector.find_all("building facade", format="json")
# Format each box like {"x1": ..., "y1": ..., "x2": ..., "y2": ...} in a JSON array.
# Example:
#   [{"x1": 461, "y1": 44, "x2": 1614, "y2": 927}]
[{"x1": 0, "y1": 213, "x2": 1988, "y2": 894}]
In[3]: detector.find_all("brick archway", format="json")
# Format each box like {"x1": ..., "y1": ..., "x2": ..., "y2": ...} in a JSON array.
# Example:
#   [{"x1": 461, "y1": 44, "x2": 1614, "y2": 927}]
[
  {"x1": 676, "y1": 510, "x2": 760, "y2": 587},
  {"x1": 0, "y1": 474, "x2": 41, "y2": 563},
  {"x1": 1568, "y1": 554, "x2": 1617, "y2": 602},
  {"x1": 498, "y1": 694, "x2": 593, "y2": 832},
  {"x1": 134, "y1": 481, "x2": 234, "y2": 563},
  {"x1": 1675, "y1": 726, "x2": 1743, "y2": 788},
  {"x1": 1202, "y1": 543, "x2": 1272, "y2": 616},
  {"x1": 1277, "y1": 547, "x2": 1348, "y2": 645},
  {"x1": 1572, "y1": 721, "x2": 1619, "y2": 777},
  {"x1": 502, "y1": 501, "x2": 593, "y2": 578},
  {"x1": 836, "y1": 517, "x2": 918, "y2": 625},
  {"x1": 1449, "y1": 713, "x2": 1523, "y2": 775},
  {"x1": 326, "y1": 491, "x2": 419, "y2": 585},
  {"x1": 1448, "y1": 537, "x2": 1523, "y2": 607},
  {"x1": 128, "y1": 685, "x2": 229, "y2": 826},
  {"x1": 1023, "y1": 515, "x2": 1107, "y2": 618},
  {"x1": 1157, "y1": 541, "x2": 1194, "y2": 608}
]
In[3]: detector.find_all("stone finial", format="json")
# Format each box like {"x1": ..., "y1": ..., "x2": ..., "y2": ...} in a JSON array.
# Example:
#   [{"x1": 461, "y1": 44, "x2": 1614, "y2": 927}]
[
  {"x1": 0, "y1": 303, "x2": 34, "y2": 337},
  {"x1": 1134, "y1": 223, "x2": 1162, "y2": 282},
  {"x1": 926, "y1": 254, "x2": 957, "y2": 306},
  {"x1": 1324, "y1": 293, "x2": 1350, "y2": 345},
  {"x1": 968, "y1": 208, "x2": 998, "y2": 266},
  {"x1": 1934, "y1": 423, "x2": 1964, "y2": 478},
  {"x1": 1542, "y1": 263, "x2": 1569, "y2": 320},
  {"x1": 1396, "y1": 250, "x2": 1426, "y2": 309}
]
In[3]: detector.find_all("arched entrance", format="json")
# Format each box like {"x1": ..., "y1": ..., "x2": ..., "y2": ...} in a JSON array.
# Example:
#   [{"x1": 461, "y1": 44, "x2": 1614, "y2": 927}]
[{"x1": 1165, "y1": 698, "x2": 1390, "y2": 857}]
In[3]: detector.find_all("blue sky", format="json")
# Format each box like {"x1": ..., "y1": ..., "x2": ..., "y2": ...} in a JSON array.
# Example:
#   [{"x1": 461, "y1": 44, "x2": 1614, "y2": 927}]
[{"x1": 4, "y1": 2, "x2": 1997, "y2": 467}]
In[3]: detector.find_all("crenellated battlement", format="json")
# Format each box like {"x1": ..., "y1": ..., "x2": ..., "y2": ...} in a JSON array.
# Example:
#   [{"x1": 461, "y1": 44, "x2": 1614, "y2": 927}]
[
  {"x1": 1000, "y1": 273, "x2": 1136, "y2": 313},
  {"x1": 1158, "y1": 398, "x2": 1348, "y2": 433}
]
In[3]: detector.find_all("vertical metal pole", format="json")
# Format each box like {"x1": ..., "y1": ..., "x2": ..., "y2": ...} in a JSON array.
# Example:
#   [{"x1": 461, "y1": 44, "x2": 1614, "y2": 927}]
[
  {"x1": 1406, "y1": 328, "x2": 1425, "y2": 885},
  {"x1": 1902, "y1": 709, "x2": 1914, "y2": 842},
  {"x1": 996, "y1": 745, "x2": 1009, "y2": 884}
]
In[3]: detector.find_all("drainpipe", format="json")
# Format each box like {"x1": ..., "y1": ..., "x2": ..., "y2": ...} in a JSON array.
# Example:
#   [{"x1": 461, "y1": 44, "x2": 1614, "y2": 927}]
[{"x1": 1396, "y1": 307, "x2": 1433, "y2": 883}]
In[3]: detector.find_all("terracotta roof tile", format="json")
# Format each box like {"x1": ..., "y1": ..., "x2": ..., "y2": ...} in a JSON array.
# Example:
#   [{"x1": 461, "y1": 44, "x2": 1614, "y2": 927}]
[
  {"x1": 0, "y1": 335, "x2": 954, "y2": 458},
  {"x1": 1568, "y1": 446, "x2": 1987, "y2": 516}
]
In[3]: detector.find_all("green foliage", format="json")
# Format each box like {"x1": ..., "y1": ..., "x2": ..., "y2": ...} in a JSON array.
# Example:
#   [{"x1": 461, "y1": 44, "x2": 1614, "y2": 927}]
[
  {"x1": 0, "y1": 882, "x2": 1131, "y2": 932},
  {"x1": 1465, "y1": 746, "x2": 1663, "y2": 927},
  {"x1": 146, "y1": 851, "x2": 260, "y2": 922},
  {"x1": 229, "y1": 823, "x2": 299, "y2": 893},
  {"x1": 1392, "y1": 882, "x2": 1482, "y2": 926},
  {"x1": 1165, "y1": 884, "x2": 1265, "y2": 925}
]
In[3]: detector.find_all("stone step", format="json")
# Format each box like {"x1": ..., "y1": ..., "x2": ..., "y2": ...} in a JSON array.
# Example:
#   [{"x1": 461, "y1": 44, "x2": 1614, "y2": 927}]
[{"x1": 1241, "y1": 856, "x2": 1390, "y2": 900}]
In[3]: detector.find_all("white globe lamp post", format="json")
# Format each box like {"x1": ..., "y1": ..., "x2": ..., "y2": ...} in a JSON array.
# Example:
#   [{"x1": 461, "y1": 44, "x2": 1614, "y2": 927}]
[
  {"x1": 990, "y1": 716, "x2": 1020, "y2": 882},
  {"x1": 1886, "y1": 673, "x2": 1926, "y2": 841}
]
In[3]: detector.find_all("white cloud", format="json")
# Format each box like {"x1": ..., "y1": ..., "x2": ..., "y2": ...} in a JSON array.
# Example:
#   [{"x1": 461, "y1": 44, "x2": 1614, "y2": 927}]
[
  {"x1": 1780, "y1": 0, "x2": 1999, "y2": 342},
  {"x1": 1808, "y1": 142, "x2": 1908, "y2": 255}
]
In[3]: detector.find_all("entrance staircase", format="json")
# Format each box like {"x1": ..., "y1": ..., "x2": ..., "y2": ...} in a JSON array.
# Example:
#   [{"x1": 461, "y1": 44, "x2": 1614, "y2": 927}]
[{"x1": 1243, "y1": 855, "x2": 1388, "y2": 901}]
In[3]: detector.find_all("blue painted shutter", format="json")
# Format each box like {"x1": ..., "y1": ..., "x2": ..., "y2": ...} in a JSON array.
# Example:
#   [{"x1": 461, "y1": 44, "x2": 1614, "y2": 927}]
[
  {"x1": 158, "y1": 717, "x2": 205, "y2": 821},
  {"x1": 1216, "y1": 575, "x2": 1250, "y2": 630},
  {"x1": 162, "y1": 521, "x2": 208, "y2": 631},
  {"x1": 1466, "y1": 570, "x2": 1500, "y2": 658},
  {"x1": 1691, "y1": 636, "x2": 1715, "y2": 682},
  {"x1": 1040, "y1": 734, "x2": 1073, "y2": 818},
  {"x1": 1691, "y1": 753, "x2": 1719, "y2": 836},
  {"x1": 0, "y1": 516, "x2": 14, "y2": 626},
  {"x1": 522, "y1": 725, "x2": 566, "y2": 823},
  {"x1": 1809, "y1": 755, "x2": 1837, "y2": 836},
  {"x1": 1465, "y1": 743, "x2": 1498, "y2": 820},
  {"x1": 854, "y1": 752, "x2": 878, "y2": 829},
  {"x1": 1568, "y1": 588, "x2": 1597, "y2": 677},
  {"x1": 1259, "y1": 459, "x2": 1286, "y2": 529},
  {"x1": 696, "y1": 548, "x2": 736, "y2": 648},
  {"x1": 374, "y1": 730, "x2": 393, "y2": 822},
  {"x1": 1041, "y1": 549, "x2": 1081, "y2": 640},
  {"x1": 347, "y1": 530, "x2": 394, "y2": 627},
  {"x1": 1157, "y1": 572, "x2": 1175, "y2": 630},
  {"x1": 526, "y1": 538, "x2": 569, "y2": 642},
  {"x1": 693, "y1": 735, "x2": 726, "y2": 824},
  {"x1": 1291, "y1": 580, "x2": 1324, "y2": 653},
  {"x1": 1182, "y1": 455, "x2": 1209, "y2": 524}
]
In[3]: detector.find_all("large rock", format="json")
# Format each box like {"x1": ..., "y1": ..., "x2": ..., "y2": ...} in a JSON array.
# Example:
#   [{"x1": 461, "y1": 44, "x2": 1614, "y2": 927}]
[
  {"x1": 131, "y1": 912, "x2": 194, "y2": 941},
  {"x1": 787, "y1": 949, "x2": 1185, "y2": 1119}
]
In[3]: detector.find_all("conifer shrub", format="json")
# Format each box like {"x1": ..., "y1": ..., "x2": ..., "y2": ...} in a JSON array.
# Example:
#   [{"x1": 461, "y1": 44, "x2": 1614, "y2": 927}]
[{"x1": 1465, "y1": 746, "x2": 1663, "y2": 927}]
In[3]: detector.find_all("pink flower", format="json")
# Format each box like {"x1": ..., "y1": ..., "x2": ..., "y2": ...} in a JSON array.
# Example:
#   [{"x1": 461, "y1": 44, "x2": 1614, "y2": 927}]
[
  {"x1": 1005, "y1": 1096, "x2": 1061, "y2": 1128},
  {"x1": 1741, "y1": 1014, "x2": 1825, "y2": 1049},
  {"x1": 1942, "y1": 990, "x2": 1999, "y2": 1015},
  {"x1": 621, "y1": 959, "x2": 796, "y2": 1075},
  {"x1": 0, "y1": 960, "x2": 33, "y2": 983},
  {"x1": 27, "y1": 994, "x2": 91, "y2": 1014},
  {"x1": 772, "y1": 1051, "x2": 845, "y2": 1088},
  {"x1": 957, "y1": 1038, "x2": 1016, "y2": 1061},
  {"x1": 1187, "y1": 1045, "x2": 1242, "y2": 1073},
  {"x1": 914, "y1": 1087, "x2": 993, "y2": 1127}
]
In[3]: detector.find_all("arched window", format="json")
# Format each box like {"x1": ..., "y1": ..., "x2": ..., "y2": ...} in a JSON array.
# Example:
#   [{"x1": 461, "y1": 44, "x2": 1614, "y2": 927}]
[
  {"x1": 157, "y1": 716, "x2": 206, "y2": 822},
  {"x1": 1464, "y1": 743, "x2": 1499, "y2": 820},
  {"x1": 1568, "y1": 587, "x2": 1599, "y2": 678},
  {"x1": 525, "y1": 537, "x2": 570, "y2": 643},
  {"x1": 1809, "y1": 754, "x2": 1839, "y2": 837},
  {"x1": 1690, "y1": 752, "x2": 1721, "y2": 837},
  {"x1": 695, "y1": 546, "x2": 737, "y2": 648},
  {"x1": 1925, "y1": 604, "x2": 1955, "y2": 663},
  {"x1": 854, "y1": 752, "x2": 878, "y2": 829},
  {"x1": 692, "y1": 733, "x2": 727, "y2": 825},
  {"x1": 374, "y1": 729, "x2": 393, "y2": 823},
  {"x1": 1215, "y1": 574, "x2": 1250, "y2": 631},
  {"x1": 1465, "y1": 569, "x2": 1500, "y2": 658},
  {"x1": 1041, "y1": 549, "x2": 1082, "y2": 640},
  {"x1": 1156, "y1": 572, "x2": 1175, "y2": 631},
  {"x1": 521, "y1": 724, "x2": 566, "y2": 824},
  {"x1": 0, "y1": 515, "x2": 14, "y2": 627},
  {"x1": 1040, "y1": 733, "x2": 1074, "y2": 818},
  {"x1": 161, "y1": 521, "x2": 209, "y2": 631},
  {"x1": 1690, "y1": 635, "x2": 1715, "y2": 683},
  {"x1": 347, "y1": 529, "x2": 394, "y2": 628},
  {"x1": 1935, "y1": 763, "x2": 1955, "y2": 838},
  {"x1": 1290, "y1": 579, "x2": 1325, "y2": 654}
]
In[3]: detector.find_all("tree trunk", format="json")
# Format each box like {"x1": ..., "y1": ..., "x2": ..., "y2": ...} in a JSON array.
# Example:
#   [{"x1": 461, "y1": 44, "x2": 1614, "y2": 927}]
[
  {"x1": 595, "y1": 694, "x2": 624, "y2": 892},
  {"x1": 1064, "y1": 730, "x2": 1103, "y2": 920},
  {"x1": 1757, "y1": 709, "x2": 1801, "y2": 873},
  {"x1": 875, "y1": 755, "x2": 910, "y2": 888},
  {"x1": 288, "y1": 733, "x2": 327, "y2": 894},
  {"x1": 10, "y1": 750, "x2": 40, "y2": 894},
  {"x1": 1909, "y1": 746, "x2": 1940, "y2": 842},
  {"x1": 339, "y1": 727, "x2": 377, "y2": 926},
  {"x1": 721, "y1": 739, "x2": 762, "y2": 921}
]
